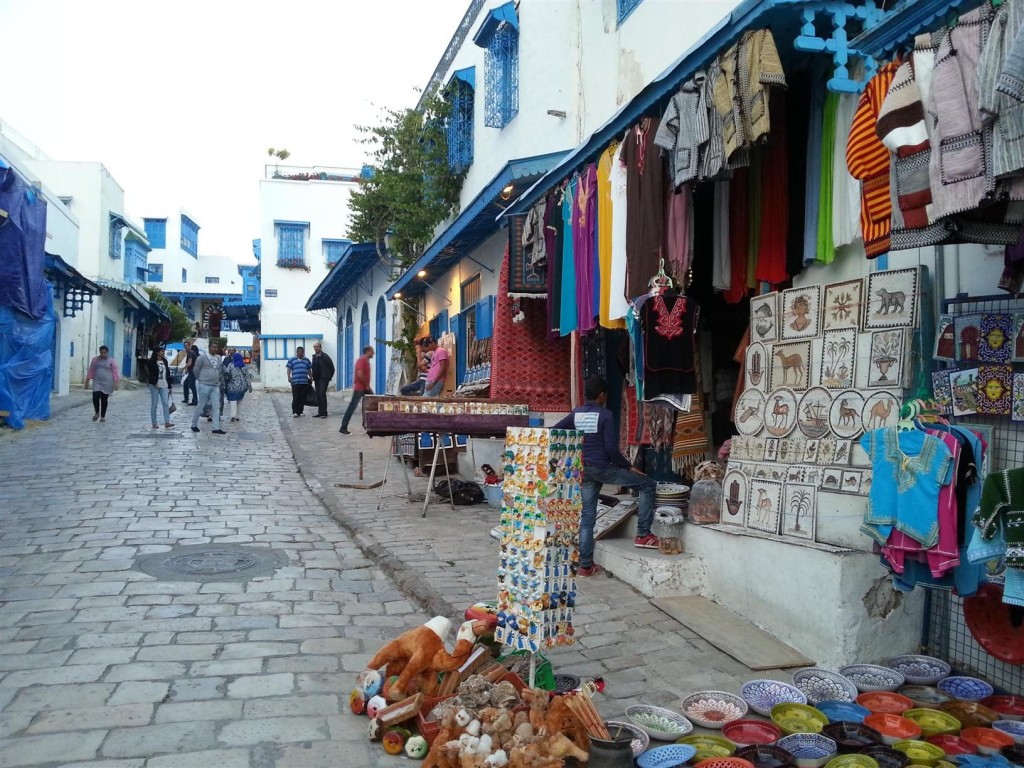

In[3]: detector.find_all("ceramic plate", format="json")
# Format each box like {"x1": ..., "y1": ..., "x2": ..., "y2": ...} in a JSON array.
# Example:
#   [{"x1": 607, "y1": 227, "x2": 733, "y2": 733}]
[
  {"x1": 794, "y1": 669, "x2": 859, "y2": 705},
  {"x1": 884, "y1": 656, "x2": 951, "y2": 687},
  {"x1": 744, "y1": 680, "x2": 809, "y2": 717},
  {"x1": 817, "y1": 700, "x2": 872, "y2": 724},
  {"x1": 626, "y1": 704, "x2": 693, "y2": 741},
  {"x1": 841, "y1": 665, "x2": 907, "y2": 693},
  {"x1": 683, "y1": 691, "x2": 749, "y2": 729},
  {"x1": 938, "y1": 677, "x2": 995, "y2": 703}
]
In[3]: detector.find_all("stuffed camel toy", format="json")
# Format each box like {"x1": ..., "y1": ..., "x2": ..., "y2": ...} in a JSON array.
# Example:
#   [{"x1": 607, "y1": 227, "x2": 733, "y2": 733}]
[{"x1": 365, "y1": 616, "x2": 490, "y2": 701}]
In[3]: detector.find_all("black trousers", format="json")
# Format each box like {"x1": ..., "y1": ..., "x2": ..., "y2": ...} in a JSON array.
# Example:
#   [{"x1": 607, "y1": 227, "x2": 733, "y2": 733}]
[
  {"x1": 291, "y1": 382, "x2": 311, "y2": 415},
  {"x1": 341, "y1": 389, "x2": 370, "y2": 430},
  {"x1": 314, "y1": 378, "x2": 331, "y2": 416},
  {"x1": 183, "y1": 371, "x2": 197, "y2": 403},
  {"x1": 92, "y1": 391, "x2": 109, "y2": 417}
]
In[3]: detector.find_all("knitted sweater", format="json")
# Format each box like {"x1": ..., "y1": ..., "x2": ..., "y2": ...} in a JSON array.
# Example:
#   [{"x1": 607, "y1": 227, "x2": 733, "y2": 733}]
[
  {"x1": 974, "y1": 468, "x2": 1024, "y2": 568},
  {"x1": 738, "y1": 29, "x2": 787, "y2": 147},
  {"x1": 979, "y1": 0, "x2": 1024, "y2": 197},
  {"x1": 655, "y1": 74, "x2": 709, "y2": 188}
]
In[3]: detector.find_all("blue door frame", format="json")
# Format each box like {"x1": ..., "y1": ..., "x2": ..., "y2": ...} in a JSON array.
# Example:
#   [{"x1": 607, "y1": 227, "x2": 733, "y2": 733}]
[
  {"x1": 343, "y1": 309, "x2": 354, "y2": 388},
  {"x1": 375, "y1": 298, "x2": 386, "y2": 393}
]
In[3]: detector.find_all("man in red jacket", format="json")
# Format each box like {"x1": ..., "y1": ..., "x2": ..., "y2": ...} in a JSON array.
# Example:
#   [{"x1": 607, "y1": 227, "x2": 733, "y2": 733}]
[{"x1": 340, "y1": 346, "x2": 374, "y2": 434}]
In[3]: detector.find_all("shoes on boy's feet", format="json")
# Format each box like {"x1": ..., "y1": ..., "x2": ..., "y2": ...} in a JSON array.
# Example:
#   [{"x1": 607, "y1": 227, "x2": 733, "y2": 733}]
[
  {"x1": 191, "y1": 426, "x2": 200, "y2": 433},
  {"x1": 577, "y1": 564, "x2": 605, "y2": 577},
  {"x1": 339, "y1": 428, "x2": 350, "y2": 434},
  {"x1": 212, "y1": 429, "x2": 226, "y2": 435},
  {"x1": 634, "y1": 533, "x2": 660, "y2": 549}
]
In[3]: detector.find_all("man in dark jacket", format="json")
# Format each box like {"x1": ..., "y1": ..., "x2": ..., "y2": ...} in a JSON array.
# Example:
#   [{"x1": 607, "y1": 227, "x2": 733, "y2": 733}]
[
  {"x1": 311, "y1": 342, "x2": 336, "y2": 419},
  {"x1": 182, "y1": 339, "x2": 199, "y2": 405},
  {"x1": 553, "y1": 375, "x2": 659, "y2": 577}
]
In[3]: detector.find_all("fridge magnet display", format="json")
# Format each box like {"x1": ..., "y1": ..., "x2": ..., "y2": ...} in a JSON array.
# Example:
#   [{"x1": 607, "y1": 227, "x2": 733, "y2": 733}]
[
  {"x1": 770, "y1": 340, "x2": 812, "y2": 391},
  {"x1": 765, "y1": 388, "x2": 799, "y2": 437},
  {"x1": 950, "y1": 368, "x2": 980, "y2": 416},
  {"x1": 721, "y1": 468, "x2": 748, "y2": 526},
  {"x1": 979, "y1": 314, "x2": 1014, "y2": 363},
  {"x1": 745, "y1": 342, "x2": 768, "y2": 393},
  {"x1": 829, "y1": 390, "x2": 866, "y2": 439},
  {"x1": 781, "y1": 285, "x2": 822, "y2": 340},
  {"x1": 862, "y1": 390, "x2": 901, "y2": 430},
  {"x1": 1013, "y1": 314, "x2": 1024, "y2": 361},
  {"x1": 954, "y1": 314, "x2": 982, "y2": 361},
  {"x1": 734, "y1": 389, "x2": 767, "y2": 436},
  {"x1": 868, "y1": 329, "x2": 906, "y2": 388},
  {"x1": 934, "y1": 315, "x2": 956, "y2": 362},
  {"x1": 798, "y1": 387, "x2": 833, "y2": 439},
  {"x1": 802, "y1": 439, "x2": 820, "y2": 463},
  {"x1": 977, "y1": 364, "x2": 1013, "y2": 416},
  {"x1": 821, "y1": 467, "x2": 843, "y2": 492},
  {"x1": 931, "y1": 370, "x2": 953, "y2": 415},
  {"x1": 746, "y1": 478, "x2": 783, "y2": 534},
  {"x1": 782, "y1": 483, "x2": 817, "y2": 540},
  {"x1": 750, "y1": 292, "x2": 780, "y2": 343},
  {"x1": 1013, "y1": 373, "x2": 1024, "y2": 422},
  {"x1": 764, "y1": 438, "x2": 779, "y2": 462},
  {"x1": 865, "y1": 267, "x2": 919, "y2": 329},
  {"x1": 822, "y1": 278, "x2": 865, "y2": 331},
  {"x1": 834, "y1": 440, "x2": 853, "y2": 465},
  {"x1": 816, "y1": 437, "x2": 837, "y2": 466},
  {"x1": 820, "y1": 328, "x2": 857, "y2": 389}
]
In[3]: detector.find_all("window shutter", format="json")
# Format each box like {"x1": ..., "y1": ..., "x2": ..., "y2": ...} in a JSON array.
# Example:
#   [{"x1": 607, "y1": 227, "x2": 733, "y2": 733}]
[{"x1": 475, "y1": 296, "x2": 495, "y2": 340}]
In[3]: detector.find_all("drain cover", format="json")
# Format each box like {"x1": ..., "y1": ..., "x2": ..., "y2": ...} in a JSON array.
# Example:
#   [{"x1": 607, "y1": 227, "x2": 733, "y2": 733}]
[
  {"x1": 129, "y1": 432, "x2": 183, "y2": 439},
  {"x1": 134, "y1": 544, "x2": 289, "y2": 582}
]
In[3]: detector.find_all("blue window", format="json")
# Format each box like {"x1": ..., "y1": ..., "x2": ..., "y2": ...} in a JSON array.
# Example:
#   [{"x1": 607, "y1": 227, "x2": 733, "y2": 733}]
[
  {"x1": 109, "y1": 220, "x2": 122, "y2": 259},
  {"x1": 616, "y1": 0, "x2": 644, "y2": 24},
  {"x1": 144, "y1": 218, "x2": 167, "y2": 249},
  {"x1": 124, "y1": 236, "x2": 149, "y2": 283},
  {"x1": 149, "y1": 263, "x2": 164, "y2": 283},
  {"x1": 180, "y1": 215, "x2": 200, "y2": 256},
  {"x1": 475, "y1": 3, "x2": 519, "y2": 129},
  {"x1": 182, "y1": 268, "x2": 187, "y2": 282},
  {"x1": 323, "y1": 239, "x2": 349, "y2": 267},
  {"x1": 276, "y1": 222, "x2": 308, "y2": 269},
  {"x1": 204, "y1": 276, "x2": 220, "y2": 284},
  {"x1": 446, "y1": 69, "x2": 475, "y2": 172}
]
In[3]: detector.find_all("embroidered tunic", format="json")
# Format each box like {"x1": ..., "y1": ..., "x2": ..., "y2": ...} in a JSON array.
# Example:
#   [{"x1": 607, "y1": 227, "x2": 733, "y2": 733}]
[
  {"x1": 638, "y1": 292, "x2": 697, "y2": 399},
  {"x1": 975, "y1": 467, "x2": 1024, "y2": 567}
]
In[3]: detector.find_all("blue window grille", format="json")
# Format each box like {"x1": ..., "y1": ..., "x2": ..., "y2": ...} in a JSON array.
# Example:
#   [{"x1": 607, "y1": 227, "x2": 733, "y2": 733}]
[
  {"x1": 323, "y1": 239, "x2": 348, "y2": 267},
  {"x1": 276, "y1": 223, "x2": 307, "y2": 269},
  {"x1": 109, "y1": 220, "x2": 122, "y2": 259},
  {"x1": 446, "y1": 73, "x2": 474, "y2": 172},
  {"x1": 375, "y1": 297, "x2": 386, "y2": 393},
  {"x1": 124, "y1": 237, "x2": 148, "y2": 283},
  {"x1": 204, "y1": 276, "x2": 220, "y2": 284},
  {"x1": 484, "y1": 24, "x2": 519, "y2": 128},
  {"x1": 143, "y1": 218, "x2": 167, "y2": 249},
  {"x1": 344, "y1": 309, "x2": 354, "y2": 388},
  {"x1": 149, "y1": 263, "x2": 164, "y2": 283},
  {"x1": 180, "y1": 215, "x2": 199, "y2": 257},
  {"x1": 616, "y1": 0, "x2": 644, "y2": 24},
  {"x1": 182, "y1": 268, "x2": 187, "y2": 282}
]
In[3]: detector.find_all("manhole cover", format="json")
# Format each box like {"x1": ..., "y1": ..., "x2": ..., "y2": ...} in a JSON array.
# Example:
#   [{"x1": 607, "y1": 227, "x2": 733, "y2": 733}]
[
  {"x1": 134, "y1": 544, "x2": 289, "y2": 582},
  {"x1": 129, "y1": 432, "x2": 183, "y2": 439}
]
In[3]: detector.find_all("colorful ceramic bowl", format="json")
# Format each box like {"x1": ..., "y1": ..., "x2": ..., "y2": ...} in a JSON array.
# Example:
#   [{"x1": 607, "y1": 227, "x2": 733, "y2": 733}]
[
  {"x1": 858, "y1": 693, "x2": 915, "y2": 716},
  {"x1": 992, "y1": 723, "x2": 1024, "y2": 747},
  {"x1": 737, "y1": 744, "x2": 797, "y2": 768},
  {"x1": 842, "y1": 666, "x2": 908, "y2": 694},
  {"x1": 777, "y1": 734, "x2": 838, "y2": 768},
  {"x1": 927, "y1": 735, "x2": 978, "y2": 756},
  {"x1": 823, "y1": 722, "x2": 883, "y2": 752},
  {"x1": 637, "y1": 744, "x2": 699, "y2": 768},
  {"x1": 724, "y1": 720, "x2": 784, "y2": 747},
  {"x1": 694, "y1": 758, "x2": 757, "y2": 768},
  {"x1": 626, "y1": 704, "x2": 694, "y2": 741},
  {"x1": 981, "y1": 697, "x2": 1024, "y2": 723},
  {"x1": 827, "y1": 756, "x2": 880, "y2": 768},
  {"x1": 794, "y1": 670, "x2": 860, "y2": 705},
  {"x1": 863, "y1": 714, "x2": 923, "y2": 746},
  {"x1": 961, "y1": 728, "x2": 1016, "y2": 755},
  {"x1": 773, "y1": 704, "x2": 831, "y2": 736},
  {"x1": 903, "y1": 709, "x2": 962, "y2": 738},
  {"x1": 885, "y1": 657, "x2": 952, "y2": 687},
  {"x1": 938, "y1": 678, "x2": 996, "y2": 703},
  {"x1": 818, "y1": 701, "x2": 873, "y2": 725},
  {"x1": 901, "y1": 687, "x2": 953, "y2": 711},
  {"x1": 744, "y1": 680, "x2": 810, "y2": 717},
  {"x1": 953, "y1": 756, "x2": 1012, "y2": 768},
  {"x1": 940, "y1": 702, "x2": 1000, "y2": 730},
  {"x1": 683, "y1": 691, "x2": 749, "y2": 729},
  {"x1": 892, "y1": 740, "x2": 946, "y2": 767},
  {"x1": 678, "y1": 734, "x2": 738, "y2": 761},
  {"x1": 859, "y1": 745, "x2": 912, "y2": 768},
  {"x1": 1003, "y1": 744, "x2": 1024, "y2": 765},
  {"x1": 604, "y1": 719, "x2": 650, "y2": 758}
]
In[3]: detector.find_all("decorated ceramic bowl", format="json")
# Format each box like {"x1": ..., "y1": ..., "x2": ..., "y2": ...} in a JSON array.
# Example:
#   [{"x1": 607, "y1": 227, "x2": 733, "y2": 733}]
[
  {"x1": 777, "y1": 733, "x2": 839, "y2": 768},
  {"x1": 940, "y1": 702, "x2": 999, "y2": 730},
  {"x1": 885, "y1": 657, "x2": 952, "y2": 687},
  {"x1": 859, "y1": 745, "x2": 912, "y2": 768},
  {"x1": 892, "y1": 740, "x2": 945, "y2": 767},
  {"x1": 678, "y1": 734, "x2": 739, "y2": 761},
  {"x1": 725, "y1": 720, "x2": 784, "y2": 747},
  {"x1": 823, "y1": 721, "x2": 883, "y2": 752},
  {"x1": 683, "y1": 691, "x2": 749, "y2": 729},
  {"x1": 637, "y1": 744, "x2": 699, "y2": 768},
  {"x1": 842, "y1": 666, "x2": 908, "y2": 694},
  {"x1": 826, "y1": 755, "x2": 880, "y2": 768},
  {"x1": 961, "y1": 727, "x2": 1016, "y2": 755},
  {"x1": 794, "y1": 669, "x2": 860, "y2": 705},
  {"x1": 858, "y1": 693, "x2": 915, "y2": 716},
  {"x1": 604, "y1": 719, "x2": 650, "y2": 758},
  {"x1": 773, "y1": 704, "x2": 831, "y2": 736},
  {"x1": 901, "y1": 687, "x2": 953, "y2": 711},
  {"x1": 926, "y1": 735, "x2": 977, "y2": 756},
  {"x1": 937, "y1": 678, "x2": 995, "y2": 703},
  {"x1": 737, "y1": 744, "x2": 797, "y2": 768},
  {"x1": 981, "y1": 697, "x2": 1024, "y2": 723},
  {"x1": 903, "y1": 709, "x2": 962, "y2": 738},
  {"x1": 992, "y1": 723, "x2": 1024, "y2": 747},
  {"x1": 818, "y1": 701, "x2": 873, "y2": 725},
  {"x1": 694, "y1": 758, "x2": 758, "y2": 768},
  {"x1": 744, "y1": 680, "x2": 810, "y2": 717},
  {"x1": 863, "y1": 714, "x2": 923, "y2": 746},
  {"x1": 626, "y1": 704, "x2": 694, "y2": 741}
]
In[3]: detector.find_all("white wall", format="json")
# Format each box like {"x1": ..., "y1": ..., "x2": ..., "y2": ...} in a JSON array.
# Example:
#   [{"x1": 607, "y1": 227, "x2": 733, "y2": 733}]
[
  {"x1": 421, "y1": 230, "x2": 505, "y2": 325},
  {"x1": 336, "y1": 266, "x2": 396, "y2": 393}
]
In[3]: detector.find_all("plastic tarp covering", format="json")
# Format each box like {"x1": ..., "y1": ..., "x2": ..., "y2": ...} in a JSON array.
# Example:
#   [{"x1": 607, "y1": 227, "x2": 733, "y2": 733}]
[
  {"x1": 0, "y1": 284, "x2": 56, "y2": 429},
  {"x1": 0, "y1": 161, "x2": 49, "y2": 320}
]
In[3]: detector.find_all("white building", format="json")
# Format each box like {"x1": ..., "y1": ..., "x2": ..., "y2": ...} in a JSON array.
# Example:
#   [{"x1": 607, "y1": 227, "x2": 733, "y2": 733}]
[{"x1": 257, "y1": 164, "x2": 361, "y2": 388}]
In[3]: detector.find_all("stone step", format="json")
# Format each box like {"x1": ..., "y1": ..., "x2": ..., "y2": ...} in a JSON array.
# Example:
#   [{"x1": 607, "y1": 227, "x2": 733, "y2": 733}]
[{"x1": 593, "y1": 537, "x2": 703, "y2": 598}]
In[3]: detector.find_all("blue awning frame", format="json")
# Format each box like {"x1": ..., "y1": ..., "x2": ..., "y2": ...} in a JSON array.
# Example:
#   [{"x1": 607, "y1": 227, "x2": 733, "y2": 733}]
[
  {"x1": 305, "y1": 242, "x2": 383, "y2": 311},
  {"x1": 850, "y1": 0, "x2": 983, "y2": 57},
  {"x1": 473, "y1": 1, "x2": 519, "y2": 47},
  {"x1": 386, "y1": 151, "x2": 567, "y2": 301},
  {"x1": 450, "y1": 66, "x2": 476, "y2": 90}
]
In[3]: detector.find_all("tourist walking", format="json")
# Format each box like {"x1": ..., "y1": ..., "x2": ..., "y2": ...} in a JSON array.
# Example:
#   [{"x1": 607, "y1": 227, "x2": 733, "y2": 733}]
[
  {"x1": 340, "y1": 346, "x2": 374, "y2": 434},
  {"x1": 286, "y1": 346, "x2": 313, "y2": 417},
  {"x1": 182, "y1": 339, "x2": 198, "y2": 405},
  {"x1": 84, "y1": 345, "x2": 119, "y2": 423},
  {"x1": 190, "y1": 340, "x2": 226, "y2": 434},
  {"x1": 147, "y1": 347, "x2": 175, "y2": 429},
  {"x1": 223, "y1": 351, "x2": 253, "y2": 422},
  {"x1": 311, "y1": 342, "x2": 335, "y2": 418}
]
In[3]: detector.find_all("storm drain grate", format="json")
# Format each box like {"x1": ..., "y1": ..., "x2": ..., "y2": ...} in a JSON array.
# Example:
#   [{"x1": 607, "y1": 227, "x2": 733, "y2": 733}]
[{"x1": 133, "y1": 544, "x2": 289, "y2": 582}]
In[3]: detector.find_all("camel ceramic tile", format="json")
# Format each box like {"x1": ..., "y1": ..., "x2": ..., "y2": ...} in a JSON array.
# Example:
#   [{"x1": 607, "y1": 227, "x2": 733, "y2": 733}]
[
  {"x1": 819, "y1": 328, "x2": 857, "y2": 389},
  {"x1": 746, "y1": 478, "x2": 783, "y2": 534},
  {"x1": 782, "y1": 483, "x2": 817, "y2": 540},
  {"x1": 770, "y1": 341, "x2": 812, "y2": 391},
  {"x1": 781, "y1": 285, "x2": 822, "y2": 341},
  {"x1": 934, "y1": 315, "x2": 956, "y2": 362},
  {"x1": 862, "y1": 390, "x2": 900, "y2": 431},
  {"x1": 745, "y1": 341, "x2": 769, "y2": 393},
  {"x1": 867, "y1": 329, "x2": 906, "y2": 388},
  {"x1": 950, "y1": 368, "x2": 979, "y2": 417},
  {"x1": 829, "y1": 390, "x2": 866, "y2": 439},
  {"x1": 721, "y1": 468, "x2": 748, "y2": 527},
  {"x1": 750, "y1": 292, "x2": 780, "y2": 344},
  {"x1": 797, "y1": 387, "x2": 833, "y2": 440},
  {"x1": 735, "y1": 389, "x2": 767, "y2": 436},
  {"x1": 865, "y1": 267, "x2": 919, "y2": 329},
  {"x1": 977, "y1": 364, "x2": 1012, "y2": 416},
  {"x1": 764, "y1": 387, "x2": 799, "y2": 438},
  {"x1": 979, "y1": 314, "x2": 1014, "y2": 363},
  {"x1": 822, "y1": 278, "x2": 865, "y2": 332}
]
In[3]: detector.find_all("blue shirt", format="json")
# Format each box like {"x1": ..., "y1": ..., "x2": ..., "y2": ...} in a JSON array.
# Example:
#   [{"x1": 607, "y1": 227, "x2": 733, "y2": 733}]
[
  {"x1": 286, "y1": 356, "x2": 312, "y2": 384},
  {"x1": 553, "y1": 401, "x2": 630, "y2": 471}
]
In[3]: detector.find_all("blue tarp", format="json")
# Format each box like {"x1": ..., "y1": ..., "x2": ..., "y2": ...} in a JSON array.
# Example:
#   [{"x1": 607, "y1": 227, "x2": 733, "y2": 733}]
[
  {"x1": 0, "y1": 283, "x2": 56, "y2": 429},
  {"x1": 0, "y1": 160, "x2": 49, "y2": 320}
]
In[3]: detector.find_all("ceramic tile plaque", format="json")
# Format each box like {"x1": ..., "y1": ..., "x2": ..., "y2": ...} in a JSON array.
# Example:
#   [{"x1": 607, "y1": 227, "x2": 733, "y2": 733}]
[
  {"x1": 750, "y1": 292, "x2": 780, "y2": 344},
  {"x1": 822, "y1": 278, "x2": 865, "y2": 331},
  {"x1": 770, "y1": 341, "x2": 812, "y2": 391},
  {"x1": 746, "y1": 478, "x2": 783, "y2": 534},
  {"x1": 782, "y1": 483, "x2": 817, "y2": 540},
  {"x1": 781, "y1": 285, "x2": 822, "y2": 340},
  {"x1": 865, "y1": 267, "x2": 919, "y2": 329}
]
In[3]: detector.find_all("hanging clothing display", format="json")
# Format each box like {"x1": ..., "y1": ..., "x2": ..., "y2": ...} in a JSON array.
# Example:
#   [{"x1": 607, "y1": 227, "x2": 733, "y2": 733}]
[
  {"x1": 654, "y1": 73, "x2": 710, "y2": 188},
  {"x1": 559, "y1": 177, "x2": 579, "y2": 336},
  {"x1": 597, "y1": 144, "x2": 624, "y2": 329},
  {"x1": 664, "y1": 186, "x2": 693, "y2": 279},
  {"x1": 636, "y1": 290, "x2": 698, "y2": 400},
  {"x1": 832, "y1": 88, "x2": 863, "y2": 248},
  {"x1": 624, "y1": 117, "x2": 666, "y2": 298},
  {"x1": 546, "y1": 189, "x2": 563, "y2": 338},
  {"x1": 521, "y1": 197, "x2": 547, "y2": 268},
  {"x1": 723, "y1": 167, "x2": 750, "y2": 304},
  {"x1": 573, "y1": 165, "x2": 598, "y2": 334},
  {"x1": 755, "y1": 94, "x2": 789, "y2": 285},
  {"x1": 803, "y1": 68, "x2": 827, "y2": 266},
  {"x1": 608, "y1": 143, "x2": 630, "y2": 324}
]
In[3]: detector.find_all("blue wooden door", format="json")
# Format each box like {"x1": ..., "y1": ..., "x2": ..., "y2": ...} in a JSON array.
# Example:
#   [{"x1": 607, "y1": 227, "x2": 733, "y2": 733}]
[
  {"x1": 122, "y1": 329, "x2": 133, "y2": 377},
  {"x1": 103, "y1": 317, "x2": 116, "y2": 355},
  {"x1": 375, "y1": 297, "x2": 386, "y2": 393},
  {"x1": 344, "y1": 308, "x2": 354, "y2": 388}
]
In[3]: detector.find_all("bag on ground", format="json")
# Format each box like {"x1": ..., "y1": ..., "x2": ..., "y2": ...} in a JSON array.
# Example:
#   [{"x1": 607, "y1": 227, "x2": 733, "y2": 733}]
[{"x1": 433, "y1": 479, "x2": 485, "y2": 506}]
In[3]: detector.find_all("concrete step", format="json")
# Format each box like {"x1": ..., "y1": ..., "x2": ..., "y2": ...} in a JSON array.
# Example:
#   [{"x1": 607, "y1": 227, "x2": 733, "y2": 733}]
[{"x1": 594, "y1": 537, "x2": 704, "y2": 598}]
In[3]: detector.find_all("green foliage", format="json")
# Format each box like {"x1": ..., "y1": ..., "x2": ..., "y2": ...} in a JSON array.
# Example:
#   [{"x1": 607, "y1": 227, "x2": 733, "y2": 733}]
[
  {"x1": 267, "y1": 147, "x2": 291, "y2": 160},
  {"x1": 145, "y1": 286, "x2": 192, "y2": 342},
  {"x1": 347, "y1": 94, "x2": 464, "y2": 265}
]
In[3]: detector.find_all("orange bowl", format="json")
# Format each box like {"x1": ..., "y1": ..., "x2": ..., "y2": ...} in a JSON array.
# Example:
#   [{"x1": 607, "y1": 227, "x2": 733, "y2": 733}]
[
  {"x1": 960, "y1": 727, "x2": 1015, "y2": 755},
  {"x1": 858, "y1": 693, "x2": 915, "y2": 716},
  {"x1": 864, "y1": 714, "x2": 922, "y2": 745}
]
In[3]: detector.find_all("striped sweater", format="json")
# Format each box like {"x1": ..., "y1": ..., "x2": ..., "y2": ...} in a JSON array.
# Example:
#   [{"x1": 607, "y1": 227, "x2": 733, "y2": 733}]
[{"x1": 847, "y1": 60, "x2": 901, "y2": 258}]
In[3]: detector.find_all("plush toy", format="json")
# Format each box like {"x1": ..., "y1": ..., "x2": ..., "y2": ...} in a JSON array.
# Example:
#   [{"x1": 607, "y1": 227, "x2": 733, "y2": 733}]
[
  {"x1": 406, "y1": 735, "x2": 429, "y2": 759},
  {"x1": 519, "y1": 688, "x2": 549, "y2": 733},
  {"x1": 423, "y1": 708, "x2": 471, "y2": 768},
  {"x1": 543, "y1": 695, "x2": 590, "y2": 755},
  {"x1": 364, "y1": 617, "x2": 490, "y2": 701}
]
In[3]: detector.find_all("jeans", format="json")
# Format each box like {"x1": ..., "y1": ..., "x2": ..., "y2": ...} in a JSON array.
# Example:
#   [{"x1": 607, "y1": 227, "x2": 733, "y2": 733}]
[
  {"x1": 314, "y1": 378, "x2": 331, "y2": 416},
  {"x1": 400, "y1": 379, "x2": 425, "y2": 396},
  {"x1": 424, "y1": 380, "x2": 443, "y2": 397},
  {"x1": 291, "y1": 382, "x2": 311, "y2": 415},
  {"x1": 579, "y1": 465, "x2": 656, "y2": 567},
  {"x1": 149, "y1": 385, "x2": 170, "y2": 425},
  {"x1": 92, "y1": 391, "x2": 109, "y2": 417},
  {"x1": 192, "y1": 383, "x2": 221, "y2": 429},
  {"x1": 341, "y1": 389, "x2": 369, "y2": 430},
  {"x1": 183, "y1": 371, "x2": 197, "y2": 403}
]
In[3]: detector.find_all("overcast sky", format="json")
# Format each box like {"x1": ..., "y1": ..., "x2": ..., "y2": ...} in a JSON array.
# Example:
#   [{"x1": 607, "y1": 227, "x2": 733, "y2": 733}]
[{"x1": 0, "y1": 0, "x2": 469, "y2": 262}]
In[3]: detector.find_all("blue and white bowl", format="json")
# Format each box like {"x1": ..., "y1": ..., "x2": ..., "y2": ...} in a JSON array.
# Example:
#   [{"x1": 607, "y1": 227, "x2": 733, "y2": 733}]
[
  {"x1": 817, "y1": 700, "x2": 873, "y2": 724},
  {"x1": 637, "y1": 744, "x2": 698, "y2": 768},
  {"x1": 885, "y1": 656, "x2": 952, "y2": 687},
  {"x1": 938, "y1": 677, "x2": 996, "y2": 703},
  {"x1": 840, "y1": 665, "x2": 907, "y2": 694},
  {"x1": 794, "y1": 669, "x2": 860, "y2": 705},
  {"x1": 744, "y1": 680, "x2": 810, "y2": 717},
  {"x1": 993, "y1": 721, "x2": 1024, "y2": 746},
  {"x1": 778, "y1": 733, "x2": 839, "y2": 768}
]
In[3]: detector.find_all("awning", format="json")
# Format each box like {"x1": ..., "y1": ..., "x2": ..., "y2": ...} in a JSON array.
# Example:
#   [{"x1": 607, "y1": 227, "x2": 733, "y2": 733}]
[
  {"x1": 306, "y1": 243, "x2": 382, "y2": 310},
  {"x1": 95, "y1": 277, "x2": 149, "y2": 308},
  {"x1": 450, "y1": 66, "x2": 476, "y2": 90},
  {"x1": 473, "y1": 1, "x2": 518, "y2": 46},
  {"x1": 386, "y1": 151, "x2": 567, "y2": 300},
  {"x1": 43, "y1": 253, "x2": 103, "y2": 296},
  {"x1": 109, "y1": 212, "x2": 149, "y2": 243},
  {"x1": 851, "y1": 0, "x2": 982, "y2": 58}
]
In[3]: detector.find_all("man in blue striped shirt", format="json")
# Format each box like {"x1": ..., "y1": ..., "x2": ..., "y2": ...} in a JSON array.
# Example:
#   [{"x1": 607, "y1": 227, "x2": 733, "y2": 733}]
[{"x1": 286, "y1": 347, "x2": 313, "y2": 417}]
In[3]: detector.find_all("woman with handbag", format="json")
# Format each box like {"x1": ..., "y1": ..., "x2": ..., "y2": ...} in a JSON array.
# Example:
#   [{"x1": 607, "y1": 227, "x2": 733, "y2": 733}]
[
  {"x1": 147, "y1": 347, "x2": 175, "y2": 429},
  {"x1": 223, "y1": 351, "x2": 253, "y2": 422}
]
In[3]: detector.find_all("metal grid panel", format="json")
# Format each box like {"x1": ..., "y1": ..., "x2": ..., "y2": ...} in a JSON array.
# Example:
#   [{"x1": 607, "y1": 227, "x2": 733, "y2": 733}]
[{"x1": 484, "y1": 25, "x2": 518, "y2": 129}]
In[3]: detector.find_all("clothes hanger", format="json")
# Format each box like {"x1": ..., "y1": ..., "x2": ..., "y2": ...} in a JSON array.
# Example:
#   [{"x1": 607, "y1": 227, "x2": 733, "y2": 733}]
[
  {"x1": 896, "y1": 401, "x2": 922, "y2": 432},
  {"x1": 647, "y1": 258, "x2": 674, "y2": 295}
]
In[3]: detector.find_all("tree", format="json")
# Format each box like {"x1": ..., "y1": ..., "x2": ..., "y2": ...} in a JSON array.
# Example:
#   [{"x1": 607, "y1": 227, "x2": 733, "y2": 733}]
[
  {"x1": 347, "y1": 94, "x2": 464, "y2": 265},
  {"x1": 145, "y1": 286, "x2": 191, "y2": 342},
  {"x1": 267, "y1": 148, "x2": 291, "y2": 161}
]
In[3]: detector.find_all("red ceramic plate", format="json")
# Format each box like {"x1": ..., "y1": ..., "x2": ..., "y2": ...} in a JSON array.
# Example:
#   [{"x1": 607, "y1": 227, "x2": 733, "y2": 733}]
[
  {"x1": 980, "y1": 696, "x2": 1024, "y2": 720},
  {"x1": 865, "y1": 714, "x2": 923, "y2": 741},
  {"x1": 927, "y1": 735, "x2": 977, "y2": 755},
  {"x1": 723, "y1": 720, "x2": 783, "y2": 746},
  {"x1": 858, "y1": 693, "x2": 915, "y2": 715},
  {"x1": 962, "y1": 584, "x2": 1024, "y2": 665},
  {"x1": 695, "y1": 758, "x2": 757, "y2": 768},
  {"x1": 961, "y1": 727, "x2": 1015, "y2": 751}
]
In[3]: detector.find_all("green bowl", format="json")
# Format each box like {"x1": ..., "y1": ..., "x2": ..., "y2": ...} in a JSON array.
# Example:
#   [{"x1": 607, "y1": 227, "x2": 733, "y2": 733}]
[
  {"x1": 677, "y1": 734, "x2": 737, "y2": 760},
  {"x1": 827, "y1": 755, "x2": 880, "y2": 768},
  {"x1": 772, "y1": 703, "x2": 830, "y2": 735},
  {"x1": 902, "y1": 709, "x2": 961, "y2": 738},
  {"x1": 892, "y1": 740, "x2": 945, "y2": 767}
]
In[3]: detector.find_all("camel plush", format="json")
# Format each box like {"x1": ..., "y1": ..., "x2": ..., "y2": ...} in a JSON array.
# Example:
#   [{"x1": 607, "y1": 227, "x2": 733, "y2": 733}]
[{"x1": 364, "y1": 616, "x2": 490, "y2": 700}]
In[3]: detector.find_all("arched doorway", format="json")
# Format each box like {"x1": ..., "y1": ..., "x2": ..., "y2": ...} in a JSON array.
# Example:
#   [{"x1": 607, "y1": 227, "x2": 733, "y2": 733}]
[
  {"x1": 375, "y1": 297, "x2": 386, "y2": 393},
  {"x1": 344, "y1": 308, "x2": 354, "y2": 388}
]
